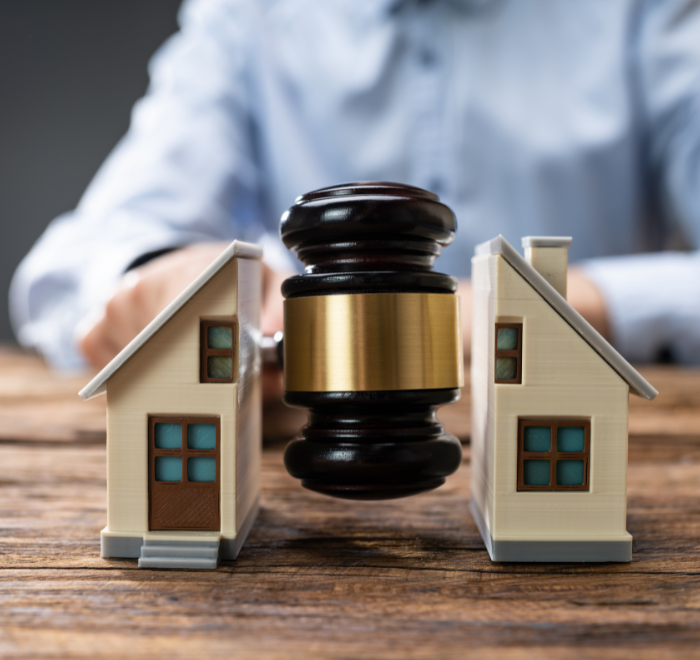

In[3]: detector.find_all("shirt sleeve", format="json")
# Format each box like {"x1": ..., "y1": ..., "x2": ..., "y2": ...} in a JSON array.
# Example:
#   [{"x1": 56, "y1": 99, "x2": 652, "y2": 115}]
[
  {"x1": 8, "y1": 0, "x2": 284, "y2": 370},
  {"x1": 582, "y1": 0, "x2": 700, "y2": 364}
]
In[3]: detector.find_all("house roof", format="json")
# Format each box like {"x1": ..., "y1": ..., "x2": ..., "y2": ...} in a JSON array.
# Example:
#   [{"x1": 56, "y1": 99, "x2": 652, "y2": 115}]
[
  {"x1": 79, "y1": 240, "x2": 262, "y2": 401},
  {"x1": 475, "y1": 235, "x2": 658, "y2": 400}
]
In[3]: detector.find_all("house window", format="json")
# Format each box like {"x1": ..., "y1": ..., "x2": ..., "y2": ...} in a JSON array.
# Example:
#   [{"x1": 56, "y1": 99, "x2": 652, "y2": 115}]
[
  {"x1": 495, "y1": 323, "x2": 522, "y2": 384},
  {"x1": 151, "y1": 418, "x2": 219, "y2": 484},
  {"x1": 517, "y1": 419, "x2": 590, "y2": 491},
  {"x1": 200, "y1": 321, "x2": 235, "y2": 383}
]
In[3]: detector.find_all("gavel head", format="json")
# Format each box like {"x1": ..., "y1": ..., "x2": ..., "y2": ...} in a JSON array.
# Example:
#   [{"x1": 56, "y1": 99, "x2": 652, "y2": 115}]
[{"x1": 280, "y1": 182, "x2": 463, "y2": 500}]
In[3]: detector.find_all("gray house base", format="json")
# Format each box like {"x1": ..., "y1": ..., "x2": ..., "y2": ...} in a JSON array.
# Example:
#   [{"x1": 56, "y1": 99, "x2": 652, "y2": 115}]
[
  {"x1": 101, "y1": 499, "x2": 259, "y2": 569},
  {"x1": 101, "y1": 534, "x2": 143, "y2": 559},
  {"x1": 470, "y1": 500, "x2": 632, "y2": 563}
]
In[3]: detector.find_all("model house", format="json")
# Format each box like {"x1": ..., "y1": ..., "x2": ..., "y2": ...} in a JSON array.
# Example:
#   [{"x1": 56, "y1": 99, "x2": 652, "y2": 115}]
[
  {"x1": 470, "y1": 235, "x2": 657, "y2": 562},
  {"x1": 80, "y1": 241, "x2": 262, "y2": 569}
]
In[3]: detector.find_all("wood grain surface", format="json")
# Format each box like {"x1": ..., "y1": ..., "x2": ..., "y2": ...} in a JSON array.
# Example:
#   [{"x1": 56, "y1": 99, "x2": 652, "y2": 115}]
[{"x1": 1, "y1": 346, "x2": 699, "y2": 659}]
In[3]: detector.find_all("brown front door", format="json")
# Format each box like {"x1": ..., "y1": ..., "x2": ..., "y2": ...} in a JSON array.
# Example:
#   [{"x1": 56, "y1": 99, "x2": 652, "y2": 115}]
[{"x1": 148, "y1": 416, "x2": 220, "y2": 530}]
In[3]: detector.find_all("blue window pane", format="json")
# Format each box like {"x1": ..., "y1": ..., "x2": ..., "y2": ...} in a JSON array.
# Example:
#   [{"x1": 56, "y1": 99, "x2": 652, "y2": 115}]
[
  {"x1": 188, "y1": 423, "x2": 216, "y2": 450},
  {"x1": 155, "y1": 456, "x2": 182, "y2": 482},
  {"x1": 208, "y1": 356, "x2": 232, "y2": 379},
  {"x1": 524, "y1": 426, "x2": 551, "y2": 452},
  {"x1": 207, "y1": 325, "x2": 233, "y2": 349},
  {"x1": 188, "y1": 457, "x2": 216, "y2": 482},
  {"x1": 524, "y1": 460, "x2": 550, "y2": 486},
  {"x1": 556, "y1": 460, "x2": 584, "y2": 486},
  {"x1": 557, "y1": 426, "x2": 585, "y2": 452},
  {"x1": 154, "y1": 423, "x2": 182, "y2": 449},
  {"x1": 496, "y1": 357, "x2": 517, "y2": 380},
  {"x1": 497, "y1": 327, "x2": 519, "y2": 350}
]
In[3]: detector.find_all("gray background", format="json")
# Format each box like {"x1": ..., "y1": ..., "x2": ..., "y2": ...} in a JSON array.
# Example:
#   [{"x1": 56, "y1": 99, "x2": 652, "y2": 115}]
[{"x1": 0, "y1": 0, "x2": 181, "y2": 344}]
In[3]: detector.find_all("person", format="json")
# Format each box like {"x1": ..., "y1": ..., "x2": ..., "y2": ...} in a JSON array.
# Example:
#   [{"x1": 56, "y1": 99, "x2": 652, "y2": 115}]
[{"x1": 10, "y1": 0, "x2": 700, "y2": 399}]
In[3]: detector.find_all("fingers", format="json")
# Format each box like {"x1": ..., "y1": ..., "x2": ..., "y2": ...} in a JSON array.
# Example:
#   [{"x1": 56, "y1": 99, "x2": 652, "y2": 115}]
[
  {"x1": 135, "y1": 242, "x2": 229, "y2": 308},
  {"x1": 567, "y1": 268, "x2": 610, "y2": 339},
  {"x1": 77, "y1": 242, "x2": 230, "y2": 371},
  {"x1": 78, "y1": 272, "x2": 153, "y2": 370},
  {"x1": 78, "y1": 310, "x2": 120, "y2": 370}
]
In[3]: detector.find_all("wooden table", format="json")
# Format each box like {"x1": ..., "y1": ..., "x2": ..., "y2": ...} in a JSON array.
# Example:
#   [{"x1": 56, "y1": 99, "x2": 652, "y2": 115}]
[{"x1": 1, "y1": 346, "x2": 699, "y2": 659}]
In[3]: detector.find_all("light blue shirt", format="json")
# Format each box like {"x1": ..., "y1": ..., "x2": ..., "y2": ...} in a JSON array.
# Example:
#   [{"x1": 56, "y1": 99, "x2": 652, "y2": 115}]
[{"x1": 10, "y1": 0, "x2": 700, "y2": 369}]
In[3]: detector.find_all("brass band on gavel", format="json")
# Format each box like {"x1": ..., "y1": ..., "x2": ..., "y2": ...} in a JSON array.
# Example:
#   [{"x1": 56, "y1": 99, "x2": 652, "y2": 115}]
[{"x1": 284, "y1": 292, "x2": 463, "y2": 392}]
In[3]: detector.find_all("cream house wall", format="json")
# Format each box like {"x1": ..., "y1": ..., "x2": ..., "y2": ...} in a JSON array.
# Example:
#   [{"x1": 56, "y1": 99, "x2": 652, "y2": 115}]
[
  {"x1": 104, "y1": 258, "x2": 257, "y2": 539},
  {"x1": 233, "y1": 257, "x2": 261, "y2": 537},
  {"x1": 470, "y1": 255, "x2": 497, "y2": 536},
  {"x1": 472, "y1": 254, "x2": 630, "y2": 543}
]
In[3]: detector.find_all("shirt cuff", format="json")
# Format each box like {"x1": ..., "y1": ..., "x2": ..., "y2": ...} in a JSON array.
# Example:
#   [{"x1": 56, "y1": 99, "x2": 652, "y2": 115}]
[{"x1": 581, "y1": 251, "x2": 700, "y2": 364}]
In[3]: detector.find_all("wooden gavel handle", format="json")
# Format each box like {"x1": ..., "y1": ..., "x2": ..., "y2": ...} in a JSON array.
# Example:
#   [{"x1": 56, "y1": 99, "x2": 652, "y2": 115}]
[{"x1": 260, "y1": 333, "x2": 284, "y2": 369}]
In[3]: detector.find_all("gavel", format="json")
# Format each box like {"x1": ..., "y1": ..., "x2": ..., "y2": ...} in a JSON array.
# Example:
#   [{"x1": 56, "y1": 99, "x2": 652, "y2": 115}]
[{"x1": 264, "y1": 182, "x2": 463, "y2": 500}]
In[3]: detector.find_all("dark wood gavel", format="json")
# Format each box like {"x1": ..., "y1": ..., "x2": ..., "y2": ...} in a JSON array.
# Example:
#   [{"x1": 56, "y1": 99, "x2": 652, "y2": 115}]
[{"x1": 266, "y1": 182, "x2": 463, "y2": 500}]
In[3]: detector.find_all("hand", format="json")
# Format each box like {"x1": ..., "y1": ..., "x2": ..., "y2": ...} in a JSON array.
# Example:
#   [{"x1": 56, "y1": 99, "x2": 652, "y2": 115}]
[
  {"x1": 77, "y1": 243, "x2": 290, "y2": 401},
  {"x1": 567, "y1": 268, "x2": 610, "y2": 340}
]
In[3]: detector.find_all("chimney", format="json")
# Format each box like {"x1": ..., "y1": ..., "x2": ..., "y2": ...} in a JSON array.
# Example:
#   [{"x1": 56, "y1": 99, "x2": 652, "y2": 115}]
[{"x1": 521, "y1": 236, "x2": 572, "y2": 299}]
